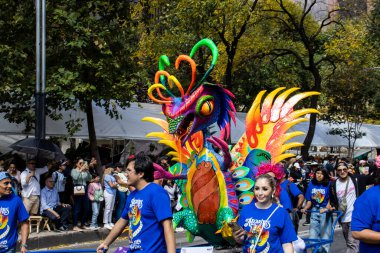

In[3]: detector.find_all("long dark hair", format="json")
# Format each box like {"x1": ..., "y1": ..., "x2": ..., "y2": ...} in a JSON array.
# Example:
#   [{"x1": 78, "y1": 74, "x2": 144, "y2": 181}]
[{"x1": 312, "y1": 167, "x2": 330, "y2": 186}]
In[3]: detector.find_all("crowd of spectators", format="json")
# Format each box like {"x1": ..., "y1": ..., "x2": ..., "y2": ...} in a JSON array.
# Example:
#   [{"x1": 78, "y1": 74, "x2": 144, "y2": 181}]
[
  {"x1": 1, "y1": 152, "x2": 379, "y2": 252},
  {"x1": 1, "y1": 154, "x2": 182, "y2": 234}
]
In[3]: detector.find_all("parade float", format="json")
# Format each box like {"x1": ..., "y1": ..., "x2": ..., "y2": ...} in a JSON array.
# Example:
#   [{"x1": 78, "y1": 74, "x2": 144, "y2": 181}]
[{"x1": 143, "y1": 38, "x2": 319, "y2": 247}]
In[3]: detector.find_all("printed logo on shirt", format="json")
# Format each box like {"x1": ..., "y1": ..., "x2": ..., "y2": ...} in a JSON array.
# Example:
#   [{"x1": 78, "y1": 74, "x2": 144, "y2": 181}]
[
  {"x1": 0, "y1": 209, "x2": 10, "y2": 248},
  {"x1": 244, "y1": 218, "x2": 270, "y2": 253},
  {"x1": 128, "y1": 198, "x2": 144, "y2": 251},
  {"x1": 311, "y1": 188, "x2": 325, "y2": 203}
]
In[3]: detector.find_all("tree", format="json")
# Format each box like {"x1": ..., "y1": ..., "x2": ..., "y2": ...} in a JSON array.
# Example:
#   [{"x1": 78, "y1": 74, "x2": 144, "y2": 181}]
[
  {"x1": 0, "y1": 1, "x2": 143, "y2": 169},
  {"x1": 134, "y1": 0, "x2": 262, "y2": 89},
  {"x1": 321, "y1": 20, "x2": 380, "y2": 160},
  {"x1": 0, "y1": 1, "x2": 36, "y2": 130},
  {"x1": 257, "y1": 0, "x2": 342, "y2": 159}
]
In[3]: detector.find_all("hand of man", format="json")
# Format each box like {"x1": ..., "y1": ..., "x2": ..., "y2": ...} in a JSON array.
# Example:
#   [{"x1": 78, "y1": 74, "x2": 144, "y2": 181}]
[
  {"x1": 20, "y1": 245, "x2": 27, "y2": 253},
  {"x1": 96, "y1": 243, "x2": 108, "y2": 253}
]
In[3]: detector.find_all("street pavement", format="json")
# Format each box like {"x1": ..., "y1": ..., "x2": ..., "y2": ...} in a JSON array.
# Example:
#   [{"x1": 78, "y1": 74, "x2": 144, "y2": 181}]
[{"x1": 34, "y1": 218, "x2": 350, "y2": 253}]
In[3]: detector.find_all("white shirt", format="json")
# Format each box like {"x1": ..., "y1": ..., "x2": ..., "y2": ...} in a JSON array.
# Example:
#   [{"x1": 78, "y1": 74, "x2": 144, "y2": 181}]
[
  {"x1": 336, "y1": 177, "x2": 356, "y2": 222},
  {"x1": 20, "y1": 166, "x2": 49, "y2": 198}
]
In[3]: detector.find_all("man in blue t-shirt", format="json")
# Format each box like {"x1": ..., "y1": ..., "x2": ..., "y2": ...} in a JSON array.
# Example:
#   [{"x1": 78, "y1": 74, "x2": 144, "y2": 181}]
[
  {"x1": 97, "y1": 152, "x2": 175, "y2": 253},
  {"x1": 352, "y1": 184, "x2": 380, "y2": 253},
  {"x1": 0, "y1": 172, "x2": 29, "y2": 253},
  {"x1": 279, "y1": 172, "x2": 304, "y2": 233}
]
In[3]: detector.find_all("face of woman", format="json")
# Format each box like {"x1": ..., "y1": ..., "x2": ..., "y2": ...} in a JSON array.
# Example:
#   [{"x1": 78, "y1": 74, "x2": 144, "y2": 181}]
[
  {"x1": 254, "y1": 178, "x2": 274, "y2": 205},
  {"x1": 315, "y1": 170, "x2": 324, "y2": 182},
  {"x1": 77, "y1": 159, "x2": 84, "y2": 168},
  {"x1": 8, "y1": 164, "x2": 16, "y2": 173}
]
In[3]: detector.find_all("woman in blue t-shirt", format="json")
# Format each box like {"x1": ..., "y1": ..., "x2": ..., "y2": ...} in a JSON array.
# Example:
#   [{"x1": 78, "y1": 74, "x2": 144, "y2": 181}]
[
  {"x1": 232, "y1": 174, "x2": 297, "y2": 253},
  {"x1": 301, "y1": 167, "x2": 332, "y2": 253},
  {"x1": 352, "y1": 158, "x2": 380, "y2": 253}
]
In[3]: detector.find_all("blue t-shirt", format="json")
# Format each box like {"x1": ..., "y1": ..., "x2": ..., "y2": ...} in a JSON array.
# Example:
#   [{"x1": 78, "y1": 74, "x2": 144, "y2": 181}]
[
  {"x1": 0, "y1": 194, "x2": 29, "y2": 252},
  {"x1": 104, "y1": 174, "x2": 116, "y2": 195},
  {"x1": 279, "y1": 180, "x2": 303, "y2": 211},
  {"x1": 238, "y1": 203, "x2": 297, "y2": 253},
  {"x1": 121, "y1": 183, "x2": 172, "y2": 253},
  {"x1": 351, "y1": 185, "x2": 380, "y2": 253},
  {"x1": 305, "y1": 181, "x2": 330, "y2": 208}
]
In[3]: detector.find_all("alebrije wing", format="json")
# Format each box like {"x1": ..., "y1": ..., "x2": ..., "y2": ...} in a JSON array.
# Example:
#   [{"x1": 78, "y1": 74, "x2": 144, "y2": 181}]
[
  {"x1": 142, "y1": 117, "x2": 204, "y2": 172},
  {"x1": 230, "y1": 87, "x2": 319, "y2": 170}
]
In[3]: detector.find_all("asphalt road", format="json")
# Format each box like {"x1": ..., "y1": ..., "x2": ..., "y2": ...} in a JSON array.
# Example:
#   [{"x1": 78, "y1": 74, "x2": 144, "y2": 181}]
[{"x1": 50, "y1": 220, "x2": 350, "y2": 253}]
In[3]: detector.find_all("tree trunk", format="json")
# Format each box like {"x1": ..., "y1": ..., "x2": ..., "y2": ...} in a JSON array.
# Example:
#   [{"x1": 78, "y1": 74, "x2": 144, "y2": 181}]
[
  {"x1": 301, "y1": 94, "x2": 318, "y2": 160},
  {"x1": 85, "y1": 100, "x2": 102, "y2": 175}
]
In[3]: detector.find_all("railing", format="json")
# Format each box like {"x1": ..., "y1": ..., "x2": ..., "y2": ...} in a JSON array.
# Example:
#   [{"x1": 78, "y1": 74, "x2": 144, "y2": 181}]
[{"x1": 302, "y1": 210, "x2": 343, "y2": 253}]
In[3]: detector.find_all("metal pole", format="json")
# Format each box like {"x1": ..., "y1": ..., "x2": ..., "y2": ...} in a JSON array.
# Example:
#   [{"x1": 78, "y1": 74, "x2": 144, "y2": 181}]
[
  {"x1": 41, "y1": 0, "x2": 46, "y2": 139},
  {"x1": 35, "y1": 0, "x2": 40, "y2": 94},
  {"x1": 35, "y1": 0, "x2": 41, "y2": 140}
]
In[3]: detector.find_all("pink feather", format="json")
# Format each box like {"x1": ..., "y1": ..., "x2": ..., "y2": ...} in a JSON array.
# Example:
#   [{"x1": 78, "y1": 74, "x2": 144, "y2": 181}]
[{"x1": 153, "y1": 163, "x2": 186, "y2": 180}]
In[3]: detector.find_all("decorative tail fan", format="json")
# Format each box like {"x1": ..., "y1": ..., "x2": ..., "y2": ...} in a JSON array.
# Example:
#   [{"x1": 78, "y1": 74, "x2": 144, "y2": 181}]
[{"x1": 230, "y1": 87, "x2": 319, "y2": 206}]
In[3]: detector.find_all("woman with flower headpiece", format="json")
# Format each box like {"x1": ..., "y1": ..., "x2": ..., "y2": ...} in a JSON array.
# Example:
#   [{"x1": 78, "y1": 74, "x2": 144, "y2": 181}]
[
  {"x1": 351, "y1": 155, "x2": 380, "y2": 253},
  {"x1": 232, "y1": 173, "x2": 297, "y2": 253}
]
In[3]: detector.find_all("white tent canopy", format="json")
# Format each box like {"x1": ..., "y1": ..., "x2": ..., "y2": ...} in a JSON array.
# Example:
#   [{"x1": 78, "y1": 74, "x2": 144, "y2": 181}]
[{"x1": 0, "y1": 102, "x2": 379, "y2": 154}]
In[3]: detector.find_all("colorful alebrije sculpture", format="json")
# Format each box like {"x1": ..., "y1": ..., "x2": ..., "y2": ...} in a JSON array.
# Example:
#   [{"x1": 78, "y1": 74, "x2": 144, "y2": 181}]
[{"x1": 143, "y1": 38, "x2": 319, "y2": 246}]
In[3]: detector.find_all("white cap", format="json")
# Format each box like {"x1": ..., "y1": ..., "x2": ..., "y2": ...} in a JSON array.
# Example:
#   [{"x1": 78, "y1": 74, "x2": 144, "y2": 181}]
[{"x1": 294, "y1": 162, "x2": 301, "y2": 169}]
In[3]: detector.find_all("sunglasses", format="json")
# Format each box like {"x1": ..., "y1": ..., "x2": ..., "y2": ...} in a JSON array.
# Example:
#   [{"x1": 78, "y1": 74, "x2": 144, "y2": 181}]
[{"x1": 337, "y1": 168, "x2": 348, "y2": 173}]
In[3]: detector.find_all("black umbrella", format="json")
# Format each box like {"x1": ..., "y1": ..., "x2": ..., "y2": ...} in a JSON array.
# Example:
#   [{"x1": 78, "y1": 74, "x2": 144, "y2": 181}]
[{"x1": 10, "y1": 137, "x2": 65, "y2": 161}]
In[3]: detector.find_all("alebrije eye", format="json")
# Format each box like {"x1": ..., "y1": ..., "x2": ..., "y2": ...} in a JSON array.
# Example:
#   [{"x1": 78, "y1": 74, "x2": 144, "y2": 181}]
[{"x1": 196, "y1": 95, "x2": 214, "y2": 117}]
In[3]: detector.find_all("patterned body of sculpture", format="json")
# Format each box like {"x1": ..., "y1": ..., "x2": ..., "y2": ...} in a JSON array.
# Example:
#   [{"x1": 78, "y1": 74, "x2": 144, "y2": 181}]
[{"x1": 143, "y1": 39, "x2": 319, "y2": 246}]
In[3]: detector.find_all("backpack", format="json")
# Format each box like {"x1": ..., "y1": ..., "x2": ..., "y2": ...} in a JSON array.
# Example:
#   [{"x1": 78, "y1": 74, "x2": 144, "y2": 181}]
[
  {"x1": 94, "y1": 187, "x2": 104, "y2": 202},
  {"x1": 286, "y1": 181, "x2": 299, "y2": 209}
]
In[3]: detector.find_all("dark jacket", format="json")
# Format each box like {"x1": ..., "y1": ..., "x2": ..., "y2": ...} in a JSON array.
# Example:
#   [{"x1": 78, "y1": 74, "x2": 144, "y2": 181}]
[{"x1": 330, "y1": 173, "x2": 374, "y2": 210}]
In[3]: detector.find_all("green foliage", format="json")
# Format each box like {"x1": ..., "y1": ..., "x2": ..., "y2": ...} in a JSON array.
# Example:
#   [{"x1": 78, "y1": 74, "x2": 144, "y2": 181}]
[
  {"x1": 321, "y1": 20, "x2": 380, "y2": 158},
  {"x1": 0, "y1": 0, "x2": 145, "y2": 136},
  {"x1": 0, "y1": 1, "x2": 36, "y2": 129}
]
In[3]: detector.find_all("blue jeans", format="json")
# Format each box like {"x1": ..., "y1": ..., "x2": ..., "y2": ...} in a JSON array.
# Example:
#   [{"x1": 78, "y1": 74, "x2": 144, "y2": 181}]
[
  {"x1": 309, "y1": 207, "x2": 333, "y2": 253},
  {"x1": 91, "y1": 201, "x2": 100, "y2": 227},
  {"x1": 115, "y1": 190, "x2": 127, "y2": 220}
]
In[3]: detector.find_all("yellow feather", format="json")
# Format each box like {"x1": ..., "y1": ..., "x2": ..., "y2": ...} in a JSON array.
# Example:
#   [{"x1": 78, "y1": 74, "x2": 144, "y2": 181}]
[
  {"x1": 281, "y1": 131, "x2": 305, "y2": 144},
  {"x1": 289, "y1": 108, "x2": 320, "y2": 119},
  {"x1": 280, "y1": 142, "x2": 304, "y2": 153},
  {"x1": 282, "y1": 118, "x2": 309, "y2": 132},
  {"x1": 142, "y1": 117, "x2": 168, "y2": 129},
  {"x1": 276, "y1": 87, "x2": 300, "y2": 101},
  {"x1": 246, "y1": 90, "x2": 266, "y2": 122},
  {"x1": 274, "y1": 153, "x2": 298, "y2": 164},
  {"x1": 146, "y1": 132, "x2": 170, "y2": 139}
]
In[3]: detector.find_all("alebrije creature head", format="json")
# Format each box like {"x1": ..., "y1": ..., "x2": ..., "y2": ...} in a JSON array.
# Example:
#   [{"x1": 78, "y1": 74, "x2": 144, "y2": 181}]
[{"x1": 148, "y1": 39, "x2": 236, "y2": 146}]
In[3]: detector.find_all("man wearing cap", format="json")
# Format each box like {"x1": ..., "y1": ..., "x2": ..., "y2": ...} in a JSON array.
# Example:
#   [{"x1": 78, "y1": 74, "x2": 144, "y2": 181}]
[
  {"x1": 20, "y1": 159, "x2": 49, "y2": 215},
  {"x1": 279, "y1": 170, "x2": 305, "y2": 232},
  {"x1": 0, "y1": 172, "x2": 29, "y2": 253},
  {"x1": 52, "y1": 161, "x2": 68, "y2": 204},
  {"x1": 330, "y1": 162, "x2": 374, "y2": 253},
  {"x1": 40, "y1": 176, "x2": 71, "y2": 231},
  {"x1": 325, "y1": 158, "x2": 336, "y2": 178}
]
